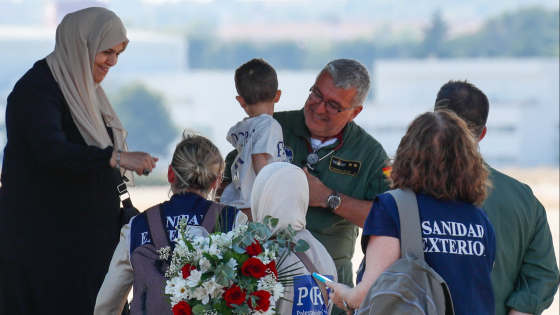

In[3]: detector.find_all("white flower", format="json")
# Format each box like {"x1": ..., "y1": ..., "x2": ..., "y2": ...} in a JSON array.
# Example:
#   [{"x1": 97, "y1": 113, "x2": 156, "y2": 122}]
[
  {"x1": 202, "y1": 277, "x2": 224, "y2": 298},
  {"x1": 171, "y1": 278, "x2": 190, "y2": 300},
  {"x1": 165, "y1": 277, "x2": 177, "y2": 295},
  {"x1": 256, "y1": 248, "x2": 276, "y2": 265},
  {"x1": 186, "y1": 269, "x2": 202, "y2": 287},
  {"x1": 193, "y1": 236, "x2": 206, "y2": 246},
  {"x1": 199, "y1": 257, "x2": 212, "y2": 273},
  {"x1": 157, "y1": 246, "x2": 171, "y2": 260},
  {"x1": 211, "y1": 233, "x2": 233, "y2": 250},
  {"x1": 228, "y1": 258, "x2": 238, "y2": 270},
  {"x1": 170, "y1": 294, "x2": 183, "y2": 307},
  {"x1": 256, "y1": 273, "x2": 284, "y2": 301},
  {"x1": 272, "y1": 281, "x2": 284, "y2": 301},
  {"x1": 193, "y1": 286, "x2": 210, "y2": 304},
  {"x1": 208, "y1": 243, "x2": 223, "y2": 259}
]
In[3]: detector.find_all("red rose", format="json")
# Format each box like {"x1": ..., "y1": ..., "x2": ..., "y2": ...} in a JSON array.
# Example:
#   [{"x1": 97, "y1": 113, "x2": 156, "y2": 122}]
[
  {"x1": 266, "y1": 261, "x2": 278, "y2": 278},
  {"x1": 223, "y1": 285, "x2": 247, "y2": 307},
  {"x1": 249, "y1": 290, "x2": 272, "y2": 312},
  {"x1": 241, "y1": 257, "x2": 267, "y2": 279},
  {"x1": 245, "y1": 240, "x2": 263, "y2": 256},
  {"x1": 181, "y1": 264, "x2": 196, "y2": 279},
  {"x1": 172, "y1": 301, "x2": 192, "y2": 315}
]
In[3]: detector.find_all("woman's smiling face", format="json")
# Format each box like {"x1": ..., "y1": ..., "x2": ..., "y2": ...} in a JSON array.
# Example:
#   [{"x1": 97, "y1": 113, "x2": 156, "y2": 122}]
[{"x1": 93, "y1": 42, "x2": 125, "y2": 84}]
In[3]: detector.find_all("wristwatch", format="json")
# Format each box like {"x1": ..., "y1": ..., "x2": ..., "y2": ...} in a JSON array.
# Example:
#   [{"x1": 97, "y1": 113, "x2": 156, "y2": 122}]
[{"x1": 326, "y1": 190, "x2": 341, "y2": 211}]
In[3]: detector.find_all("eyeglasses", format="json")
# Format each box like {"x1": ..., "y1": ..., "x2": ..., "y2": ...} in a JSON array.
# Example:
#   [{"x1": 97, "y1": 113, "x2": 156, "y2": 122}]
[{"x1": 308, "y1": 86, "x2": 352, "y2": 115}]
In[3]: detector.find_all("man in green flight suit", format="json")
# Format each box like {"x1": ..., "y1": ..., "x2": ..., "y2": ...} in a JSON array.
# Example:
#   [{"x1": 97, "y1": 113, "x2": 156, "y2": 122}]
[
  {"x1": 435, "y1": 80, "x2": 559, "y2": 315},
  {"x1": 222, "y1": 59, "x2": 390, "y2": 300}
]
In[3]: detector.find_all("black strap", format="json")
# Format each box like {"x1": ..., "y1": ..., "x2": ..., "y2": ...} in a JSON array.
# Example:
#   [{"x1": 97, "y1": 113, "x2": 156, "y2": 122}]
[
  {"x1": 113, "y1": 168, "x2": 134, "y2": 208},
  {"x1": 201, "y1": 202, "x2": 227, "y2": 233},
  {"x1": 289, "y1": 242, "x2": 330, "y2": 307},
  {"x1": 387, "y1": 189, "x2": 424, "y2": 260},
  {"x1": 145, "y1": 204, "x2": 169, "y2": 249}
]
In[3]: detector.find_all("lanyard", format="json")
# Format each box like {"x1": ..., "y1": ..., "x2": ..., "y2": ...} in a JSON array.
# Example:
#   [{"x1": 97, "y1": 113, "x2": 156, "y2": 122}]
[{"x1": 305, "y1": 130, "x2": 344, "y2": 171}]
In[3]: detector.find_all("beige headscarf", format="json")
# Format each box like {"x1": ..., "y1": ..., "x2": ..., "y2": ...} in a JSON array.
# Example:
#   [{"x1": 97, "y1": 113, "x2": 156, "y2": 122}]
[
  {"x1": 251, "y1": 162, "x2": 307, "y2": 235},
  {"x1": 46, "y1": 7, "x2": 132, "y2": 180}
]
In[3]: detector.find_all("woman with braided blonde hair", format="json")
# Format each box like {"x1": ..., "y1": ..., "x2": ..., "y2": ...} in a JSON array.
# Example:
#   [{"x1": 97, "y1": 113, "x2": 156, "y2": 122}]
[{"x1": 95, "y1": 131, "x2": 248, "y2": 315}]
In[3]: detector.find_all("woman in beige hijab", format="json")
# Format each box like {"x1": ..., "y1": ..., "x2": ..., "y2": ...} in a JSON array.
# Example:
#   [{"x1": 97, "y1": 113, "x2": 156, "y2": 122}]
[
  {"x1": 252, "y1": 162, "x2": 338, "y2": 315},
  {"x1": 0, "y1": 7, "x2": 157, "y2": 315}
]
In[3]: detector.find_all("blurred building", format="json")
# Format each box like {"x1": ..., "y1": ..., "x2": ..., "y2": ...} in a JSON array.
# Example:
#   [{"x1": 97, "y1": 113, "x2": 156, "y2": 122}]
[{"x1": 356, "y1": 58, "x2": 560, "y2": 167}]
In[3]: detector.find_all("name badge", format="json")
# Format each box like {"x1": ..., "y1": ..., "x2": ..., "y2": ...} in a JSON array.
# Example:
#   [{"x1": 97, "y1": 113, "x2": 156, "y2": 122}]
[{"x1": 329, "y1": 156, "x2": 361, "y2": 177}]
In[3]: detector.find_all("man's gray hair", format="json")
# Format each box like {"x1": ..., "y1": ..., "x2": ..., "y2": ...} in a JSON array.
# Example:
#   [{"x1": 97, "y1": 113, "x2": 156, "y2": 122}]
[{"x1": 317, "y1": 59, "x2": 371, "y2": 108}]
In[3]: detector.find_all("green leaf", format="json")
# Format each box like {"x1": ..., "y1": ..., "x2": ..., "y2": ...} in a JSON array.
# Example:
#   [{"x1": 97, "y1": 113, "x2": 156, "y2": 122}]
[
  {"x1": 294, "y1": 239, "x2": 310, "y2": 252},
  {"x1": 242, "y1": 233, "x2": 254, "y2": 246},
  {"x1": 214, "y1": 300, "x2": 233, "y2": 315},
  {"x1": 184, "y1": 240, "x2": 195, "y2": 252},
  {"x1": 216, "y1": 275, "x2": 230, "y2": 287},
  {"x1": 263, "y1": 215, "x2": 271, "y2": 225},
  {"x1": 202, "y1": 252, "x2": 220, "y2": 265},
  {"x1": 200, "y1": 272, "x2": 213, "y2": 282},
  {"x1": 247, "y1": 222, "x2": 259, "y2": 231},
  {"x1": 232, "y1": 303, "x2": 252, "y2": 314},
  {"x1": 192, "y1": 304, "x2": 209, "y2": 315},
  {"x1": 270, "y1": 218, "x2": 279, "y2": 228},
  {"x1": 233, "y1": 244, "x2": 247, "y2": 254}
]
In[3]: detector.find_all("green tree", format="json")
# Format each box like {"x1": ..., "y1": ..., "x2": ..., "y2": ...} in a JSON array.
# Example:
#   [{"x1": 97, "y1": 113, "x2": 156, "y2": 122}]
[
  {"x1": 422, "y1": 10, "x2": 448, "y2": 58},
  {"x1": 448, "y1": 7, "x2": 559, "y2": 57},
  {"x1": 113, "y1": 83, "x2": 177, "y2": 157}
]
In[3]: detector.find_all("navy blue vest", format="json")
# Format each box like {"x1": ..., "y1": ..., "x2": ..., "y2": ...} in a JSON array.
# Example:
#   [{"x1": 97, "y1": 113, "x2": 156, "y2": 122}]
[{"x1": 129, "y1": 193, "x2": 239, "y2": 254}]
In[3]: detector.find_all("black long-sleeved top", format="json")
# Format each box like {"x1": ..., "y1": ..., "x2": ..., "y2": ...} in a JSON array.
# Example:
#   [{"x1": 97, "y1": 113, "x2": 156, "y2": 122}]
[{"x1": 0, "y1": 59, "x2": 122, "y2": 315}]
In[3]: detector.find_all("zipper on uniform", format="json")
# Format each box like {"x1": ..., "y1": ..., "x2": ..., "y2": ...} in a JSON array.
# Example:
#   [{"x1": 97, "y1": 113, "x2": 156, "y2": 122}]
[{"x1": 141, "y1": 285, "x2": 147, "y2": 311}]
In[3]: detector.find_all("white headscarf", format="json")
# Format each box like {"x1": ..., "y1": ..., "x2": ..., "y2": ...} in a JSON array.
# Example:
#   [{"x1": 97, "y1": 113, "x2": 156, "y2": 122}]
[
  {"x1": 251, "y1": 162, "x2": 338, "y2": 315},
  {"x1": 251, "y1": 162, "x2": 308, "y2": 235},
  {"x1": 46, "y1": 7, "x2": 132, "y2": 180}
]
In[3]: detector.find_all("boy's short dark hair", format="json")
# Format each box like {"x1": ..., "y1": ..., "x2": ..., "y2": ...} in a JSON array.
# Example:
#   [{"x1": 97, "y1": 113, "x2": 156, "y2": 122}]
[
  {"x1": 235, "y1": 58, "x2": 278, "y2": 105},
  {"x1": 434, "y1": 80, "x2": 489, "y2": 137}
]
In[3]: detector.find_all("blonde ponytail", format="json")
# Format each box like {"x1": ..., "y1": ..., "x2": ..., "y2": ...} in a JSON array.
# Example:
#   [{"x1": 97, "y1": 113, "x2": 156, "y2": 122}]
[{"x1": 170, "y1": 131, "x2": 225, "y2": 198}]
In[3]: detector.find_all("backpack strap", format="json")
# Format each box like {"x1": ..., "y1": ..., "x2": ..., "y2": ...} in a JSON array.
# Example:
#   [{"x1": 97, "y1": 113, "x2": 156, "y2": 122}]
[
  {"x1": 201, "y1": 202, "x2": 227, "y2": 233},
  {"x1": 145, "y1": 204, "x2": 169, "y2": 249},
  {"x1": 387, "y1": 189, "x2": 424, "y2": 260},
  {"x1": 289, "y1": 242, "x2": 329, "y2": 308}
]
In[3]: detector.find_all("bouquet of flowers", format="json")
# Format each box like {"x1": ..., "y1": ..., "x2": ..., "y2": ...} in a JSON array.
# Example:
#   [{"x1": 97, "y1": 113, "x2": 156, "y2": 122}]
[{"x1": 159, "y1": 216, "x2": 309, "y2": 315}]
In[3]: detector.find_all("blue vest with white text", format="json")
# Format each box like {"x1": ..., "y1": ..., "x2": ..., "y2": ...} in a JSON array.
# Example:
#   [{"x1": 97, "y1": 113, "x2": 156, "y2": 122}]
[{"x1": 130, "y1": 193, "x2": 238, "y2": 253}]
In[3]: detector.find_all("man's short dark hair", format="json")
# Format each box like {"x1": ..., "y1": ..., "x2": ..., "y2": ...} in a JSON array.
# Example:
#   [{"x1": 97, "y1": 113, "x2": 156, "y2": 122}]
[
  {"x1": 434, "y1": 80, "x2": 489, "y2": 137},
  {"x1": 235, "y1": 58, "x2": 278, "y2": 106}
]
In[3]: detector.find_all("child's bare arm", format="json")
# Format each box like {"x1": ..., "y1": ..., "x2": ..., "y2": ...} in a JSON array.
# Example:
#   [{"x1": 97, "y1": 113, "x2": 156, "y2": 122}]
[{"x1": 252, "y1": 153, "x2": 269, "y2": 175}]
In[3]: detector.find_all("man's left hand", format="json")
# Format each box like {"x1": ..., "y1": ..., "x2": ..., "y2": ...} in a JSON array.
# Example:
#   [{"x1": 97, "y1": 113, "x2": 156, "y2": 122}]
[{"x1": 303, "y1": 167, "x2": 331, "y2": 208}]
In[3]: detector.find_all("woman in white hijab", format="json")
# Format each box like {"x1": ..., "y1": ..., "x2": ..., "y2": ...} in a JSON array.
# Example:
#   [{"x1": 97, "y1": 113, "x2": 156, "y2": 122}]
[
  {"x1": 0, "y1": 7, "x2": 156, "y2": 315},
  {"x1": 252, "y1": 162, "x2": 338, "y2": 315}
]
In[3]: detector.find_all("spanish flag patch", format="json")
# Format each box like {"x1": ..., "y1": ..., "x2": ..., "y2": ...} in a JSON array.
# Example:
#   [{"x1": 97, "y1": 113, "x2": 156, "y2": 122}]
[{"x1": 382, "y1": 166, "x2": 392, "y2": 177}]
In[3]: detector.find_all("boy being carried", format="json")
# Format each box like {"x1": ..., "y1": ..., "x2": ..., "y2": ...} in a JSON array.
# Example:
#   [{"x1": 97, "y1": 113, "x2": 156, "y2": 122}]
[{"x1": 220, "y1": 58, "x2": 287, "y2": 220}]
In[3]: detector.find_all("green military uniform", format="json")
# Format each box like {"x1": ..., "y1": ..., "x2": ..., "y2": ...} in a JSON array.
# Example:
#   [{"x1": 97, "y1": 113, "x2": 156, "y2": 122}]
[
  {"x1": 226, "y1": 109, "x2": 390, "y2": 289},
  {"x1": 483, "y1": 166, "x2": 559, "y2": 315}
]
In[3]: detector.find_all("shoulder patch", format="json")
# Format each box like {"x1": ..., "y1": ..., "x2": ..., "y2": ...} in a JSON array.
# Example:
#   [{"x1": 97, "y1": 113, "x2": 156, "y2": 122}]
[
  {"x1": 329, "y1": 156, "x2": 361, "y2": 177},
  {"x1": 284, "y1": 146, "x2": 294, "y2": 163}
]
